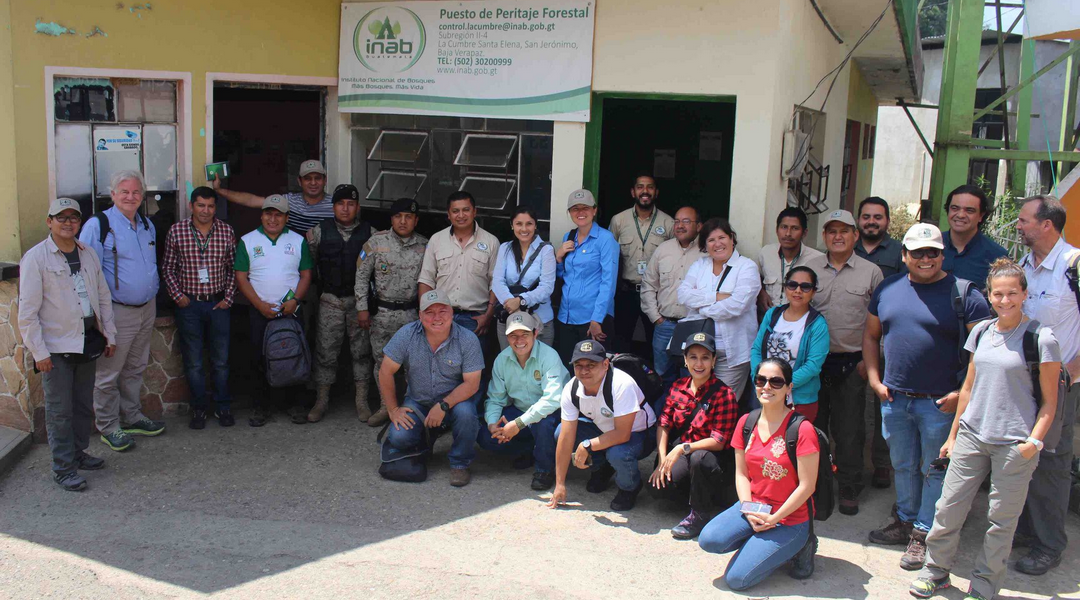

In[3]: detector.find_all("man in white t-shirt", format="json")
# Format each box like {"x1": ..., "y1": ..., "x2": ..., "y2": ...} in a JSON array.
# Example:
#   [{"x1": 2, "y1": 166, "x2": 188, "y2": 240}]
[{"x1": 548, "y1": 340, "x2": 656, "y2": 512}]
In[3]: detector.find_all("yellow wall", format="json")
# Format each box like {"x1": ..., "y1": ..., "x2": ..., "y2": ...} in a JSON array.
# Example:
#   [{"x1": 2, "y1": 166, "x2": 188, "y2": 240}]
[
  {"x1": 847, "y1": 62, "x2": 878, "y2": 204},
  {"x1": 0, "y1": 0, "x2": 21, "y2": 261},
  {"x1": 10, "y1": 0, "x2": 343, "y2": 252}
]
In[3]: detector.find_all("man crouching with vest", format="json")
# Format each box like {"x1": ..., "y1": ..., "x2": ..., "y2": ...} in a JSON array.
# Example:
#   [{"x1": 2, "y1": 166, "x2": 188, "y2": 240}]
[{"x1": 305, "y1": 184, "x2": 374, "y2": 423}]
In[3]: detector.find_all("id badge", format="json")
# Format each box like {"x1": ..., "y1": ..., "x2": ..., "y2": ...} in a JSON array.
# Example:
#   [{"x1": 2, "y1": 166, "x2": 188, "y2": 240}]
[
  {"x1": 197, "y1": 268, "x2": 210, "y2": 283},
  {"x1": 637, "y1": 260, "x2": 647, "y2": 275}
]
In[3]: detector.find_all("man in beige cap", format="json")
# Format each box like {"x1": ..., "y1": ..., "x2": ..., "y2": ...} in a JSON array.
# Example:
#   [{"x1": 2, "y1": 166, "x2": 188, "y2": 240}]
[
  {"x1": 804, "y1": 208, "x2": 883, "y2": 516},
  {"x1": 19, "y1": 198, "x2": 117, "y2": 490},
  {"x1": 234, "y1": 195, "x2": 314, "y2": 426},
  {"x1": 213, "y1": 158, "x2": 333, "y2": 237}
]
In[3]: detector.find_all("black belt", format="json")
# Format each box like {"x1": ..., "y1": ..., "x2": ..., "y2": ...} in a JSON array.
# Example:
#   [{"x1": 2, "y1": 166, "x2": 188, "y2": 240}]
[
  {"x1": 184, "y1": 291, "x2": 225, "y2": 303},
  {"x1": 898, "y1": 391, "x2": 944, "y2": 400},
  {"x1": 112, "y1": 300, "x2": 149, "y2": 308},
  {"x1": 617, "y1": 279, "x2": 642, "y2": 293},
  {"x1": 376, "y1": 298, "x2": 419, "y2": 311},
  {"x1": 453, "y1": 308, "x2": 481, "y2": 315},
  {"x1": 660, "y1": 314, "x2": 680, "y2": 321},
  {"x1": 828, "y1": 351, "x2": 862, "y2": 361}
]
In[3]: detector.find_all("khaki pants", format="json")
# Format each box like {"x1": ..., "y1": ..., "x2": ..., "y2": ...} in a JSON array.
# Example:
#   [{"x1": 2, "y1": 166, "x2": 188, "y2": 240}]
[{"x1": 93, "y1": 302, "x2": 155, "y2": 435}]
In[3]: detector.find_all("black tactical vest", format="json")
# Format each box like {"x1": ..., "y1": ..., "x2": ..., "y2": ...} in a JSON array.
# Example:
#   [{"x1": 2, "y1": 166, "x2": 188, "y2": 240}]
[{"x1": 317, "y1": 219, "x2": 371, "y2": 297}]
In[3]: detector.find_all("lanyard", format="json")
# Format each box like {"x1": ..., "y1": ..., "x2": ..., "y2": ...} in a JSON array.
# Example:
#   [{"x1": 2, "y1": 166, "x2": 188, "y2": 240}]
[
  {"x1": 634, "y1": 210, "x2": 659, "y2": 248},
  {"x1": 190, "y1": 221, "x2": 213, "y2": 255},
  {"x1": 778, "y1": 247, "x2": 801, "y2": 279}
]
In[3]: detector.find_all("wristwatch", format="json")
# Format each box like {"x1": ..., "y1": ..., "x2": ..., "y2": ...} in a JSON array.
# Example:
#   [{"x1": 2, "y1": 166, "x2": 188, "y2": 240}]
[
  {"x1": 519, "y1": 296, "x2": 528, "y2": 308},
  {"x1": 582, "y1": 438, "x2": 593, "y2": 451},
  {"x1": 682, "y1": 443, "x2": 692, "y2": 455},
  {"x1": 1025, "y1": 436, "x2": 1044, "y2": 452},
  {"x1": 439, "y1": 400, "x2": 450, "y2": 412}
]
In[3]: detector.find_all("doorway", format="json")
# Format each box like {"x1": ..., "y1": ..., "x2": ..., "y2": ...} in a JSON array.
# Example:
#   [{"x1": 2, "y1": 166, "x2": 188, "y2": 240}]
[{"x1": 584, "y1": 93, "x2": 736, "y2": 223}]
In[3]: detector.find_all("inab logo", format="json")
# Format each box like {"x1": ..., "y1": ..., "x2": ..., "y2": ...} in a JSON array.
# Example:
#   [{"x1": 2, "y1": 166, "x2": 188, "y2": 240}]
[{"x1": 354, "y1": 6, "x2": 426, "y2": 73}]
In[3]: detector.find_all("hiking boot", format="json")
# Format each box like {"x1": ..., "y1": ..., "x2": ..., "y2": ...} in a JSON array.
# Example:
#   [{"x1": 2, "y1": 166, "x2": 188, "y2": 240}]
[
  {"x1": 249, "y1": 407, "x2": 270, "y2": 428},
  {"x1": 54, "y1": 471, "x2": 87, "y2": 492},
  {"x1": 354, "y1": 379, "x2": 372, "y2": 422},
  {"x1": 671, "y1": 510, "x2": 708, "y2": 540},
  {"x1": 909, "y1": 574, "x2": 950, "y2": 598},
  {"x1": 609, "y1": 482, "x2": 643, "y2": 511},
  {"x1": 189, "y1": 409, "x2": 207, "y2": 430},
  {"x1": 75, "y1": 452, "x2": 104, "y2": 471},
  {"x1": 124, "y1": 418, "x2": 165, "y2": 437},
  {"x1": 901, "y1": 529, "x2": 928, "y2": 571},
  {"x1": 308, "y1": 386, "x2": 331, "y2": 423},
  {"x1": 368, "y1": 405, "x2": 389, "y2": 428},
  {"x1": 531, "y1": 471, "x2": 555, "y2": 491},
  {"x1": 869, "y1": 516, "x2": 913, "y2": 545},
  {"x1": 838, "y1": 485, "x2": 859, "y2": 516},
  {"x1": 1014, "y1": 547, "x2": 1062, "y2": 576},
  {"x1": 513, "y1": 453, "x2": 535, "y2": 470},
  {"x1": 872, "y1": 466, "x2": 892, "y2": 489},
  {"x1": 100, "y1": 429, "x2": 135, "y2": 452},
  {"x1": 789, "y1": 534, "x2": 817, "y2": 579},
  {"x1": 449, "y1": 467, "x2": 471, "y2": 487},
  {"x1": 215, "y1": 409, "x2": 235, "y2": 427},
  {"x1": 586, "y1": 464, "x2": 615, "y2": 493}
]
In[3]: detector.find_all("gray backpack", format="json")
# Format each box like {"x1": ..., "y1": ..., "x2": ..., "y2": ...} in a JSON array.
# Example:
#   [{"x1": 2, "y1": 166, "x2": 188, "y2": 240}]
[{"x1": 262, "y1": 317, "x2": 311, "y2": 388}]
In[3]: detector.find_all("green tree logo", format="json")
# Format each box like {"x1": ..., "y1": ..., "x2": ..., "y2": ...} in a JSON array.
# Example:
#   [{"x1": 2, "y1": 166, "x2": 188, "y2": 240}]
[{"x1": 353, "y1": 7, "x2": 426, "y2": 73}]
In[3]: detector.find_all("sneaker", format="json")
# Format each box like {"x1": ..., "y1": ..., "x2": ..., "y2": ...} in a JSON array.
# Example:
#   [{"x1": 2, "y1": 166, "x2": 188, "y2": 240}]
[
  {"x1": 671, "y1": 510, "x2": 708, "y2": 540},
  {"x1": 609, "y1": 482, "x2": 643, "y2": 511},
  {"x1": 531, "y1": 471, "x2": 555, "y2": 491},
  {"x1": 249, "y1": 407, "x2": 270, "y2": 428},
  {"x1": 189, "y1": 409, "x2": 207, "y2": 430},
  {"x1": 53, "y1": 471, "x2": 87, "y2": 492},
  {"x1": 901, "y1": 529, "x2": 928, "y2": 571},
  {"x1": 215, "y1": 409, "x2": 235, "y2": 427},
  {"x1": 869, "y1": 516, "x2": 913, "y2": 545},
  {"x1": 789, "y1": 534, "x2": 817, "y2": 579},
  {"x1": 124, "y1": 418, "x2": 165, "y2": 436},
  {"x1": 872, "y1": 466, "x2": 892, "y2": 489},
  {"x1": 839, "y1": 485, "x2": 860, "y2": 516},
  {"x1": 964, "y1": 590, "x2": 990, "y2": 600},
  {"x1": 909, "y1": 575, "x2": 950, "y2": 598},
  {"x1": 100, "y1": 429, "x2": 135, "y2": 452},
  {"x1": 75, "y1": 453, "x2": 105, "y2": 471},
  {"x1": 449, "y1": 467, "x2": 471, "y2": 487},
  {"x1": 512, "y1": 453, "x2": 535, "y2": 470},
  {"x1": 586, "y1": 464, "x2": 615, "y2": 493},
  {"x1": 1014, "y1": 547, "x2": 1061, "y2": 576}
]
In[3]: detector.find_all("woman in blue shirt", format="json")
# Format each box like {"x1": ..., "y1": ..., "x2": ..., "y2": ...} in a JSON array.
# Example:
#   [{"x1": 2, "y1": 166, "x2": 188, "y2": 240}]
[
  {"x1": 554, "y1": 189, "x2": 618, "y2": 364},
  {"x1": 492, "y1": 207, "x2": 556, "y2": 349}
]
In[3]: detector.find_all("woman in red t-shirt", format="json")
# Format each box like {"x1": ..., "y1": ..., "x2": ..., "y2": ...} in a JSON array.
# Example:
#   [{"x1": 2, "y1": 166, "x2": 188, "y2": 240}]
[{"x1": 698, "y1": 358, "x2": 820, "y2": 591}]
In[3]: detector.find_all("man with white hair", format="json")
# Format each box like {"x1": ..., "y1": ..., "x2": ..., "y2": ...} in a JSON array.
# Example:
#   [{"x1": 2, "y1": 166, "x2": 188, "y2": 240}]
[{"x1": 80, "y1": 170, "x2": 165, "y2": 452}]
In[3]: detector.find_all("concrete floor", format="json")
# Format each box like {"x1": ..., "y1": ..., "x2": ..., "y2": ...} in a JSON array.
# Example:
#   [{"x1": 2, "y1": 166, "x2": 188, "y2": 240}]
[{"x1": 0, "y1": 407, "x2": 1077, "y2": 600}]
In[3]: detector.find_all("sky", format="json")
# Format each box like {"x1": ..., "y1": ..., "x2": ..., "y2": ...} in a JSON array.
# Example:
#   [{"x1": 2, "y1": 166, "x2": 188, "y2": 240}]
[{"x1": 982, "y1": 5, "x2": 1026, "y2": 33}]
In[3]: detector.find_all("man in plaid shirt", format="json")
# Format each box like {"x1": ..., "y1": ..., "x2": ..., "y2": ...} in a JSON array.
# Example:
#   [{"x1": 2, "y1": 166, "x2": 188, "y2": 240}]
[{"x1": 162, "y1": 186, "x2": 237, "y2": 429}]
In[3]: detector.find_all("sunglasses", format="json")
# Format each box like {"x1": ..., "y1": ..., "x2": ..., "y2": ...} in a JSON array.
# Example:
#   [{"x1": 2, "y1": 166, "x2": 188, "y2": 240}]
[
  {"x1": 907, "y1": 248, "x2": 941, "y2": 260},
  {"x1": 754, "y1": 376, "x2": 788, "y2": 389},
  {"x1": 784, "y1": 281, "x2": 814, "y2": 292}
]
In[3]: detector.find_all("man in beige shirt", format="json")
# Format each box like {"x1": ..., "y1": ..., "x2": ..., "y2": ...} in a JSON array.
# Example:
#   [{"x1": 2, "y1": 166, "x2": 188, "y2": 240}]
[
  {"x1": 608, "y1": 173, "x2": 675, "y2": 353},
  {"x1": 640, "y1": 206, "x2": 703, "y2": 387},
  {"x1": 418, "y1": 191, "x2": 499, "y2": 340},
  {"x1": 805, "y1": 209, "x2": 884, "y2": 517},
  {"x1": 756, "y1": 206, "x2": 823, "y2": 312}
]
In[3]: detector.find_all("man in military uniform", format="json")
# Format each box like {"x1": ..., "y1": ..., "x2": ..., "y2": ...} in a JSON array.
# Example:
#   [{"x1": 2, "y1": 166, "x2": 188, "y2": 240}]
[
  {"x1": 355, "y1": 197, "x2": 428, "y2": 427},
  {"x1": 607, "y1": 173, "x2": 675, "y2": 354}
]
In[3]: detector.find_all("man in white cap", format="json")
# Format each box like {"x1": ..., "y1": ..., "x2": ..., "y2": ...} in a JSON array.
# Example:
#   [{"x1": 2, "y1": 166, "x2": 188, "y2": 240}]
[
  {"x1": 804, "y1": 209, "x2": 883, "y2": 516},
  {"x1": 863, "y1": 222, "x2": 989, "y2": 570},
  {"x1": 380, "y1": 289, "x2": 484, "y2": 487},
  {"x1": 213, "y1": 158, "x2": 333, "y2": 237},
  {"x1": 19, "y1": 198, "x2": 117, "y2": 490}
]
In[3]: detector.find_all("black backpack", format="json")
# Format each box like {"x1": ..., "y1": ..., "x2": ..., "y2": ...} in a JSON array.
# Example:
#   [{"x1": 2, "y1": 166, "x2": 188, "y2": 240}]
[
  {"x1": 262, "y1": 317, "x2": 311, "y2": 388},
  {"x1": 569, "y1": 354, "x2": 664, "y2": 413},
  {"x1": 949, "y1": 277, "x2": 976, "y2": 386},
  {"x1": 376, "y1": 423, "x2": 431, "y2": 483},
  {"x1": 741, "y1": 409, "x2": 834, "y2": 522}
]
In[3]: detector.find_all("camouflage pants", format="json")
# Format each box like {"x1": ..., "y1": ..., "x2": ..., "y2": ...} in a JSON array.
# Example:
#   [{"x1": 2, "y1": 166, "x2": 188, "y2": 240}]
[
  {"x1": 314, "y1": 293, "x2": 371, "y2": 386},
  {"x1": 370, "y1": 308, "x2": 418, "y2": 387}
]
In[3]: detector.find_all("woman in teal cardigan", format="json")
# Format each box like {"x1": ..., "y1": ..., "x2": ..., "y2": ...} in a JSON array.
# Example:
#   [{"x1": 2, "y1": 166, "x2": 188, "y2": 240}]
[{"x1": 750, "y1": 266, "x2": 830, "y2": 421}]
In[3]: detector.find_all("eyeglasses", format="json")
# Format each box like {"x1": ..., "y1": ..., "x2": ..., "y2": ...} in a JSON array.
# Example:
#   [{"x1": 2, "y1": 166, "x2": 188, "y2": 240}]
[
  {"x1": 784, "y1": 281, "x2": 815, "y2": 292},
  {"x1": 674, "y1": 218, "x2": 698, "y2": 226},
  {"x1": 51, "y1": 215, "x2": 80, "y2": 224},
  {"x1": 754, "y1": 376, "x2": 788, "y2": 389},
  {"x1": 908, "y1": 248, "x2": 941, "y2": 260}
]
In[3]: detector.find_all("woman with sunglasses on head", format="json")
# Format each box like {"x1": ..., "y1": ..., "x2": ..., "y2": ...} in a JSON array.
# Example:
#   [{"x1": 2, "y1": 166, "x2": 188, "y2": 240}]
[
  {"x1": 491, "y1": 207, "x2": 556, "y2": 350},
  {"x1": 750, "y1": 266, "x2": 830, "y2": 421},
  {"x1": 698, "y1": 358, "x2": 820, "y2": 590},
  {"x1": 910, "y1": 258, "x2": 1060, "y2": 600}
]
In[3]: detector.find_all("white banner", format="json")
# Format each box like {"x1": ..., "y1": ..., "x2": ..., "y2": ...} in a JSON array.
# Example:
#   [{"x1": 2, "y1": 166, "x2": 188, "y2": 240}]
[{"x1": 338, "y1": 1, "x2": 594, "y2": 121}]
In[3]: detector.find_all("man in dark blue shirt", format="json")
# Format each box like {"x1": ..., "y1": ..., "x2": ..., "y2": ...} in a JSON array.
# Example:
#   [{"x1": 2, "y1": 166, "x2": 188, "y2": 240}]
[{"x1": 941, "y1": 185, "x2": 1009, "y2": 289}]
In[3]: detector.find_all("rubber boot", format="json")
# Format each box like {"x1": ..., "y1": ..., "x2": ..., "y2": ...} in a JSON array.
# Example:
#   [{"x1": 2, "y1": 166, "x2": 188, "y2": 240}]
[
  {"x1": 354, "y1": 379, "x2": 372, "y2": 422},
  {"x1": 308, "y1": 385, "x2": 330, "y2": 423}
]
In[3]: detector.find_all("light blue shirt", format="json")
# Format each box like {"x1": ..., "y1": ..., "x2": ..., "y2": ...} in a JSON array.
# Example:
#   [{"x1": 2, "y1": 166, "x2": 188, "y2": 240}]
[
  {"x1": 491, "y1": 238, "x2": 556, "y2": 324},
  {"x1": 79, "y1": 206, "x2": 159, "y2": 305},
  {"x1": 485, "y1": 340, "x2": 569, "y2": 426},
  {"x1": 556, "y1": 223, "x2": 618, "y2": 324},
  {"x1": 382, "y1": 320, "x2": 485, "y2": 407}
]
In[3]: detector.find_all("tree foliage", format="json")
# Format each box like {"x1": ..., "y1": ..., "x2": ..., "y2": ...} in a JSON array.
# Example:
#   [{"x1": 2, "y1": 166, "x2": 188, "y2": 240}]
[{"x1": 919, "y1": 0, "x2": 949, "y2": 39}]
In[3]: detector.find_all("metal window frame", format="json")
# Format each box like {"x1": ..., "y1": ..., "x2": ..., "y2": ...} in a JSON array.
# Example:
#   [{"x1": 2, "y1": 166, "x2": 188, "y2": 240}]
[
  {"x1": 365, "y1": 169, "x2": 429, "y2": 203},
  {"x1": 366, "y1": 130, "x2": 430, "y2": 163},
  {"x1": 453, "y1": 133, "x2": 518, "y2": 168}
]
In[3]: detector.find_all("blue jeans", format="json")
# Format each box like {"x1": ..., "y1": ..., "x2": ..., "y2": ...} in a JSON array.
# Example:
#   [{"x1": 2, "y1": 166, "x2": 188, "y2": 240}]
[
  {"x1": 175, "y1": 300, "x2": 231, "y2": 411},
  {"x1": 386, "y1": 395, "x2": 480, "y2": 469},
  {"x1": 453, "y1": 311, "x2": 480, "y2": 332},
  {"x1": 556, "y1": 420, "x2": 656, "y2": 491},
  {"x1": 699, "y1": 502, "x2": 811, "y2": 591},
  {"x1": 476, "y1": 405, "x2": 560, "y2": 473},
  {"x1": 881, "y1": 391, "x2": 954, "y2": 531},
  {"x1": 651, "y1": 319, "x2": 681, "y2": 397},
  {"x1": 42, "y1": 354, "x2": 97, "y2": 476}
]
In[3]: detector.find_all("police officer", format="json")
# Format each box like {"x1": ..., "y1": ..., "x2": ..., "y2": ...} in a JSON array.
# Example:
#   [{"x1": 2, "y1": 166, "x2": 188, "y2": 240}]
[
  {"x1": 306, "y1": 184, "x2": 374, "y2": 423},
  {"x1": 607, "y1": 173, "x2": 675, "y2": 353},
  {"x1": 355, "y1": 197, "x2": 429, "y2": 427}
]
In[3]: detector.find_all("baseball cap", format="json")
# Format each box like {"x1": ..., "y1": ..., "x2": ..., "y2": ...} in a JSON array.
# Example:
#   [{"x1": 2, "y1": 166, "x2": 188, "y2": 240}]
[
  {"x1": 48, "y1": 197, "x2": 81, "y2": 217},
  {"x1": 682, "y1": 331, "x2": 716, "y2": 354},
  {"x1": 419, "y1": 289, "x2": 451, "y2": 311},
  {"x1": 298, "y1": 159, "x2": 326, "y2": 177},
  {"x1": 262, "y1": 194, "x2": 289, "y2": 213},
  {"x1": 504, "y1": 311, "x2": 539, "y2": 336},
  {"x1": 389, "y1": 197, "x2": 420, "y2": 216},
  {"x1": 571, "y1": 339, "x2": 607, "y2": 363},
  {"x1": 822, "y1": 209, "x2": 857, "y2": 228},
  {"x1": 902, "y1": 222, "x2": 945, "y2": 251},
  {"x1": 567, "y1": 189, "x2": 597, "y2": 209},
  {"x1": 332, "y1": 184, "x2": 360, "y2": 204}
]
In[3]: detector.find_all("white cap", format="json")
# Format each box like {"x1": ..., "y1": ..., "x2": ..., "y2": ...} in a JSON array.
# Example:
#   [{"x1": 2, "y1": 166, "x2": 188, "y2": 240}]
[{"x1": 902, "y1": 223, "x2": 945, "y2": 251}]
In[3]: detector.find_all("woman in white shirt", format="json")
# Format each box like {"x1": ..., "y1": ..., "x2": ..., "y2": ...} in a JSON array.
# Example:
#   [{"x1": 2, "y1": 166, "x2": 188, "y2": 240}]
[
  {"x1": 677, "y1": 218, "x2": 761, "y2": 402},
  {"x1": 491, "y1": 207, "x2": 556, "y2": 349}
]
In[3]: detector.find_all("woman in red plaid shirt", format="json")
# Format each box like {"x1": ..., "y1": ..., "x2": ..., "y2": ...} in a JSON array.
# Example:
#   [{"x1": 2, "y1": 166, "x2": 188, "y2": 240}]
[{"x1": 648, "y1": 331, "x2": 739, "y2": 539}]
